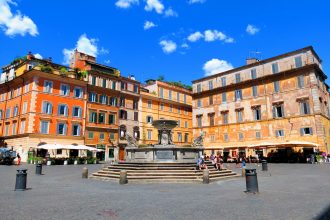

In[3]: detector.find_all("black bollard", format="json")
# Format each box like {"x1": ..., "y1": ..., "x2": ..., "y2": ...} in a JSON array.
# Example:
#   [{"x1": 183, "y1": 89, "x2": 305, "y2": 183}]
[
  {"x1": 203, "y1": 169, "x2": 210, "y2": 184},
  {"x1": 36, "y1": 163, "x2": 42, "y2": 175},
  {"x1": 261, "y1": 160, "x2": 268, "y2": 171},
  {"x1": 245, "y1": 169, "x2": 259, "y2": 193},
  {"x1": 119, "y1": 170, "x2": 128, "y2": 184},
  {"x1": 15, "y1": 169, "x2": 27, "y2": 191},
  {"x1": 82, "y1": 167, "x2": 88, "y2": 179}
]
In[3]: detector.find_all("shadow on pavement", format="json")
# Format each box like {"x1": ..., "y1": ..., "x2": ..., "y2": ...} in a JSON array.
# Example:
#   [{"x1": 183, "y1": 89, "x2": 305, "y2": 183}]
[{"x1": 315, "y1": 204, "x2": 330, "y2": 220}]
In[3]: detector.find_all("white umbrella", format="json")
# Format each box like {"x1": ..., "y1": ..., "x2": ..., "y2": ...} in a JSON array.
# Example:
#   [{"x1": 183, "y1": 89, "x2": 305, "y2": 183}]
[{"x1": 36, "y1": 144, "x2": 64, "y2": 150}]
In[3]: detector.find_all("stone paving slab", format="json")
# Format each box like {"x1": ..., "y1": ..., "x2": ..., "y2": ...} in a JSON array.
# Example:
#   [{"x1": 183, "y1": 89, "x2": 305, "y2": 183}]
[{"x1": 0, "y1": 163, "x2": 330, "y2": 220}]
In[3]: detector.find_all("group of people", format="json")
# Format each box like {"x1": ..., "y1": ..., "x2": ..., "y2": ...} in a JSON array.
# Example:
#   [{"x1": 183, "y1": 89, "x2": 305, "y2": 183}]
[{"x1": 196, "y1": 153, "x2": 224, "y2": 171}]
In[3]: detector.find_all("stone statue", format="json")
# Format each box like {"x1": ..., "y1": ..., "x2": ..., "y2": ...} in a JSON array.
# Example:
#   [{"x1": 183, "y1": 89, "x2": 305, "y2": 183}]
[
  {"x1": 192, "y1": 131, "x2": 205, "y2": 147},
  {"x1": 125, "y1": 132, "x2": 138, "y2": 147}
]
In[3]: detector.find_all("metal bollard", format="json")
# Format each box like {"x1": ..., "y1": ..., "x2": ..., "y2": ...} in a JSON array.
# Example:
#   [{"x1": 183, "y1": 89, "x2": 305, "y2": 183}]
[
  {"x1": 242, "y1": 168, "x2": 246, "y2": 177},
  {"x1": 261, "y1": 160, "x2": 268, "y2": 171},
  {"x1": 245, "y1": 169, "x2": 259, "y2": 193},
  {"x1": 36, "y1": 163, "x2": 42, "y2": 175},
  {"x1": 82, "y1": 167, "x2": 88, "y2": 179},
  {"x1": 203, "y1": 169, "x2": 209, "y2": 184},
  {"x1": 119, "y1": 170, "x2": 128, "y2": 185},
  {"x1": 15, "y1": 169, "x2": 27, "y2": 191}
]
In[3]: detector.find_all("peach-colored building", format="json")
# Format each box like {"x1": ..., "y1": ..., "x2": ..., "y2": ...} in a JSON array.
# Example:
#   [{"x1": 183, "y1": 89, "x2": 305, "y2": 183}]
[{"x1": 192, "y1": 46, "x2": 330, "y2": 162}]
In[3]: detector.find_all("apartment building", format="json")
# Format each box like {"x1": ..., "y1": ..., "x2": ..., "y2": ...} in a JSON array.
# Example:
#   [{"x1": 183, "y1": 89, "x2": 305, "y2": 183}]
[
  {"x1": 140, "y1": 80, "x2": 192, "y2": 145},
  {"x1": 192, "y1": 46, "x2": 330, "y2": 161},
  {"x1": 0, "y1": 53, "x2": 87, "y2": 162}
]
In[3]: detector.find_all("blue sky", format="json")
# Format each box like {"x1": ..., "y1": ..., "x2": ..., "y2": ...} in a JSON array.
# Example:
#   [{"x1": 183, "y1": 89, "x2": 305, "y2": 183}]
[{"x1": 0, "y1": 0, "x2": 329, "y2": 85}]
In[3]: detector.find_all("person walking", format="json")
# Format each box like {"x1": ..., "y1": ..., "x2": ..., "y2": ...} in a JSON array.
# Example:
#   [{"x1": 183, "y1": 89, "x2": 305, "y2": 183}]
[{"x1": 17, "y1": 153, "x2": 21, "y2": 165}]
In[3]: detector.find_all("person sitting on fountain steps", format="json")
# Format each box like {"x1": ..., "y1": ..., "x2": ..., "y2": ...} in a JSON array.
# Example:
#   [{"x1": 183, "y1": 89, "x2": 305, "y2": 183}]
[{"x1": 197, "y1": 156, "x2": 208, "y2": 171}]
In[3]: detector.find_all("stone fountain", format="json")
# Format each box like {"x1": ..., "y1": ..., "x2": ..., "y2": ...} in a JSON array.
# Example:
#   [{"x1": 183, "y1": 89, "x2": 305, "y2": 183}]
[{"x1": 125, "y1": 119, "x2": 203, "y2": 162}]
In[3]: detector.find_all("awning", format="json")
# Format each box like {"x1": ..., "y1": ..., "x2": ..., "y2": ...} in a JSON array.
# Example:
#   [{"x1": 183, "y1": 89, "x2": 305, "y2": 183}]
[
  {"x1": 36, "y1": 144, "x2": 104, "y2": 151},
  {"x1": 36, "y1": 144, "x2": 65, "y2": 150}
]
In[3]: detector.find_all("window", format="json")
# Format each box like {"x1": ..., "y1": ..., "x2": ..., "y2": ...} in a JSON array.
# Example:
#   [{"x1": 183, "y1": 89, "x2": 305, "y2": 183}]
[
  {"x1": 253, "y1": 106, "x2": 261, "y2": 121},
  {"x1": 222, "y1": 112, "x2": 228, "y2": 124},
  {"x1": 235, "y1": 89, "x2": 242, "y2": 101},
  {"x1": 184, "y1": 108, "x2": 188, "y2": 115},
  {"x1": 300, "y1": 101, "x2": 310, "y2": 115},
  {"x1": 134, "y1": 85, "x2": 139, "y2": 93},
  {"x1": 74, "y1": 87, "x2": 83, "y2": 98},
  {"x1": 178, "y1": 133, "x2": 182, "y2": 142},
  {"x1": 252, "y1": 86, "x2": 258, "y2": 97},
  {"x1": 120, "y1": 97, "x2": 125, "y2": 107},
  {"x1": 13, "y1": 105, "x2": 18, "y2": 116},
  {"x1": 272, "y1": 62, "x2": 279, "y2": 74},
  {"x1": 119, "y1": 110, "x2": 127, "y2": 119},
  {"x1": 251, "y1": 68, "x2": 257, "y2": 79},
  {"x1": 73, "y1": 107, "x2": 82, "y2": 118},
  {"x1": 109, "y1": 114, "x2": 116, "y2": 124},
  {"x1": 272, "y1": 104, "x2": 284, "y2": 118},
  {"x1": 209, "y1": 114, "x2": 215, "y2": 126},
  {"x1": 89, "y1": 111, "x2": 97, "y2": 123},
  {"x1": 98, "y1": 113, "x2": 105, "y2": 124},
  {"x1": 147, "y1": 100, "x2": 152, "y2": 108},
  {"x1": 133, "y1": 100, "x2": 138, "y2": 110},
  {"x1": 99, "y1": 133, "x2": 105, "y2": 141},
  {"x1": 22, "y1": 102, "x2": 28, "y2": 114},
  {"x1": 275, "y1": 130, "x2": 284, "y2": 137},
  {"x1": 209, "y1": 81, "x2": 213, "y2": 90},
  {"x1": 58, "y1": 104, "x2": 68, "y2": 116},
  {"x1": 100, "y1": 95, "x2": 108, "y2": 104},
  {"x1": 224, "y1": 133, "x2": 229, "y2": 142},
  {"x1": 24, "y1": 83, "x2": 29, "y2": 93},
  {"x1": 134, "y1": 112, "x2": 138, "y2": 121},
  {"x1": 197, "y1": 115, "x2": 202, "y2": 128},
  {"x1": 20, "y1": 120, "x2": 25, "y2": 134},
  {"x1": 235, "y1": 73, "x2": 241, "y2": 83},
  {"x1": 57, "y1": 123, "x2": 67, "y2": 135},
  {"x1": 89, "y1": 93, "x2": 97, "y2": 102},
  {"x1": 91, "y1": 76, "x2": 96, "y2": 86},
  {"x1": 177, "y1": 106, "x2": 181, "y2": 113},
  {"x1": 102, "y1": 78, "x2": 107, "y2": 88},
  {"x1": 6, "y1": 108, "x2": 10, "y2": 119},
  {"x1": 109, "y1": 133, "x2": 115, "y2": 140},
  {"x1": 177, "y1": 92, "x2": 180, "y2": 101},
  {"x1": 42, "y1": 102, "x2": 52, "y2": 114},
  {"x1": 72, "y1": 124, "x2": 81, "y2": 136},
  {"x1": 88, "y1": 132, "x2": 94, "y2": 139},
  {"x1": 184, "y1": 95, "x2": 187, "y2": 103},
  {"x1": 0, "y1": 110, "x2": 2, "y2": 119},
  {"x1": 222, "y1": 92, "x2": 227, "y2": 103},
  {"x1": 146, "y1": 116, "x2": 153, "y2": 124},
  {"x1": 274, "y1": 81, "x2": 280, "y2": 93},
  {"x1": 297, "y1": 75, "x2": 305, "y2": 88},
  {"x1": 41, "y1": 121, "x2": 49, "y2": 134},
  {"x1": 109, "y1": 148, "x2": 114, "y2": 158},
  {"x1": 5, "y1": 124, "x2": 9, "y2": 136},
  {"x1": 209, "y1": 96, "x2": 213, "y2": 105},
  {"x1": 221, "y1": 77, "x2": 226, "y2": 87},
  {"x1": 295, "y1": 56, "x2": 303, "y2": 68},
  {"x1": 16, "y1": 88, "x2": 21, "y2": 96},
  {"x1": 111, "y1": 81, "x2": 116, "y2": 90},
  {"x1": 197, "y1": 99, "x2": 202, "y2": 108},
  {"x1": 147, "y1": 130, "x2": 152, "y2": 140},
  {"x1": 238, "y1": 133, "x2": 243, "y2": 141},
  {"x1": 184, "y1": 121, "x2": 188, "y2": 128},
  {"x1": 160, "y1": 103, "x2": 164, "y2": 111},
  {"x1": 109, "y1": 97, "x2": 117, "y2": 106},
  {"x1": 256, "y1": 131, "x2": 261, "y2": 139},
  {"x1": 184, "y1": 133, "x2": 189, "y2": 143},
  {"x1": 10, "y1": 122, "x2": 17, "y2": 135},
  {"x1": 121, "y1": 82, "x2": 127, "y2": 90},
  {"x1": 236, "y1": 109, "x2": 243, "y2": 123},
  {"x1": 168, "y1": 90, "x2": 172, "y2": 99},
  {"x1": 300, "y1": 127, "x2": 313, "y2": 136},
  {"x1": 177, "y1": 120, "x2": 181, "y2": 127},
  {"x1": 9, "y1": 90, "x2": 14, "y2": 99},
  {"x1": 44, "y1": 81, "x2": 53, "y2": 93},
  {"x1": 60, "y1": 84, "x2": 70, "y2": 96},
  {"x1": 169, "y1": 104, "x2": 173, "y2": 112},
  {"x1": 56, "y1": 149, "x2": 62, "y2": 155},
  {"x1": 197, "y1": 84, "x2": 202, "y2": 93},
  {"x1": 159, "y1": 88, "x2": 164, "y2": 98}
]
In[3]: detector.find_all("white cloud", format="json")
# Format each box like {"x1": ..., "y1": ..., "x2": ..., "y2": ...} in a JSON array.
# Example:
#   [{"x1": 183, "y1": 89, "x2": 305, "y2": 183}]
[
  {"x1": 0, "y1": 0, "x2": 38, "y2": 37},
  {"x1": 115, "y1": 0, "x2": 139, "y2": 9},
  {"x1": 187, "y1": 31, "x2": 203, "y2": 42},
  {"x1": 203, "y1": 58, "x2": 233, "y2": 76},
  {"x1": 181, "y1": 43, "x2": 189, "y2": 49},
  {"x1": 63, "y1": 34, "x2": 99, "y2": 65},
  {"x1": 159, "y1": 40, "x2": 177, "y2": 54},
  {"x1": 246, "y1": 24, "x2": 259, "y2": 35},
  {"x1": 104, "y1": 60, "x2": 111, "y2": 64},
  {"x1": 188, "y1": 0, "x2": 206, "y2": 4},
  {"x1": 34, "y1": 53, "x2": 42, "y2": 59},
  {"x1": 144, "y1": 0, "x2": 164, "y2": 14},
  {"x1": 144, "y1": 20, "x2": 156, "y2": 30},
  {"x1": 100, "y1": 47, "x2": 109, "y2": 55},
  {"x1": 164, "y1": 8, "x2": 178, "y2": 17}
]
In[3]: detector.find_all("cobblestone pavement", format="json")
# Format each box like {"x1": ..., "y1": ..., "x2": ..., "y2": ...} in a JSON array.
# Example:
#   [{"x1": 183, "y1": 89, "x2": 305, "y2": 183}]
[{"x1": 0, "y1": 163, "x2": 330, "y2": 220}]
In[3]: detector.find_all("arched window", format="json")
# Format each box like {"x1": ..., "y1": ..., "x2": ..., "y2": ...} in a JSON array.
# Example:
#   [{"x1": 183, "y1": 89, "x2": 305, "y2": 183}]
[
  {"x1": 133, "y1": 126, "x2": 140, "y2": 140},
  {"x1": 119, "y1": 125, "x2": 126, "y2": 140}
]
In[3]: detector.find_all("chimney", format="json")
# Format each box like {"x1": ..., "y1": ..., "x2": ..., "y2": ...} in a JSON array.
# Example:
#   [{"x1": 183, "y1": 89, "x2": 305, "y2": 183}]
[{"x1": 246, "y1": 58, "x2": 259, "y2": 65}]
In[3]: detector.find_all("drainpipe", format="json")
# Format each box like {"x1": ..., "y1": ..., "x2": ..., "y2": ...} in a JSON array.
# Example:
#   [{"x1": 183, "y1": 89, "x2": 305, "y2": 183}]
[
  {"x1": 17, "y1": 77, "x2": 25, "y2": 136},
  {"x1": 1, "y1": 82, "x2": 10, "y2": 142}
]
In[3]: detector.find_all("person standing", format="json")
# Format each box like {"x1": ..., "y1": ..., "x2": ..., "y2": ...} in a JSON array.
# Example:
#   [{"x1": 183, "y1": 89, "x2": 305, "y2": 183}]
[{"x1": 17, "y1": 153, "x2": 21, "y2": 165}]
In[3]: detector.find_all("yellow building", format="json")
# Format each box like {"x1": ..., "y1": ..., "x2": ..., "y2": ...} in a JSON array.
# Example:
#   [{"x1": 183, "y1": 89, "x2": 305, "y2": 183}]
[
  {"x1": 139, "y1": 80, "x2": 192, "y2": 146},
  {"x1": 192, "y1": 46, "x2": 330, "y2": 162}
]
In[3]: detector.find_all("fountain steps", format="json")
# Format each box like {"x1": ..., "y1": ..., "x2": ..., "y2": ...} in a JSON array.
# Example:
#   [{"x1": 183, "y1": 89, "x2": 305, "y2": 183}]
[{"x1": 95, "y1": 170, "x2": 233, "y2": 176}]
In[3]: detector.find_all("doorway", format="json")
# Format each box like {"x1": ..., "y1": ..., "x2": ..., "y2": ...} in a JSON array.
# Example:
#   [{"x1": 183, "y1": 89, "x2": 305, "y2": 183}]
[{"x1": 119, "y1": 147, "x2": 125, "y2": 161}]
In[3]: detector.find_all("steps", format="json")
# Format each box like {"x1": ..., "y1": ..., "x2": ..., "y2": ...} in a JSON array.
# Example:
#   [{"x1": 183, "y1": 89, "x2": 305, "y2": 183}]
[{"x1": 90, "y1": 161, "x2": 239, "y2": 183}]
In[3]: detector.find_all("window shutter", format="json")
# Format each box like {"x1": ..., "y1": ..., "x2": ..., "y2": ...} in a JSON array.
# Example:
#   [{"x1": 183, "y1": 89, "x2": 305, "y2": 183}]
[
  {"x1": 79, "y1": 108, "x2": 82, "y2": 118},
  {"x1": 56, "y1": 124, "x2": 59, "y2": 135},
  {"x1": 281, "y1": 105, "x2": 284, "y2": 117},
  {"x1": 65, "y1": 106, "x2": 68, "y2": 116},
  {"x1": 272, "y1": 106, "x2": 276, "y2": 118},
  {"x1": 300, "y1": 128, "x2": 304, "y2": 136},
  {"x1": 42, "y1": 102, "x2": 46, "y2": 113},
  {"x1": 310, "y1": 128, "x2": 313, "y2": 135},
  {"x1": 306, "y1": 102, "x2": 310, "y2": 114}
]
